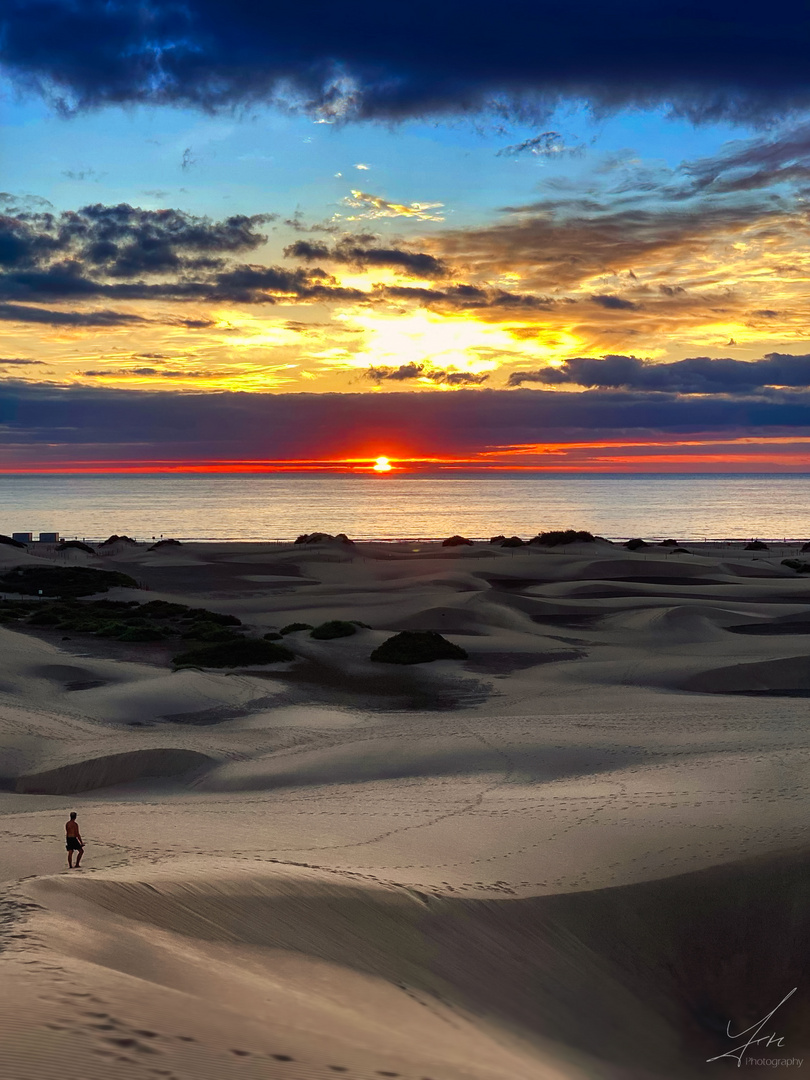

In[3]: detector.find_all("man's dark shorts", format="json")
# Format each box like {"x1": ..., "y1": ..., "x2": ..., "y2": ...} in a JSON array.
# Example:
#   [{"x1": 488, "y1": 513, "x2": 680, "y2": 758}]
[{"x1": 66, "y1": 837, "x2": 82, "y2": 852}]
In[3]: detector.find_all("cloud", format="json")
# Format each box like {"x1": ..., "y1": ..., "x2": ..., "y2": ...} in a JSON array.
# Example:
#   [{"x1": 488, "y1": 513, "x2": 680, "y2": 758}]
[
  {"x1": 0, "y1": 357, "x2": 44, "y2": 365},
  {"x1": 284, "y1": 237, "x2": 448, "y2": 277},
  {"x1": 497, "y1": 132, "x2": 582, "y2": 158},
  {"x1": 344, "y1": 191, "x2": 445, "y2": 221},
  {"x1": 61, "y1": 167, "x2": 105, "y2": 181},
  {"x1": 364, "y1": 362, "x2": 489, "y2": 385},
  {"x1": 353, "y1": 163, "x2": 370, "y2": 170},
  {"x1": 0, "y1": 302, "x2": 147, "y2": 325},
  {"x1": 508, "y1": 353, "x2": 810, "y2": 393},
  {"x1": 3, "y1": 1, "x2": 810, "y2": 125},
  {"x1": 6, "y1": 384, "x2": 810, "y2": 471}
]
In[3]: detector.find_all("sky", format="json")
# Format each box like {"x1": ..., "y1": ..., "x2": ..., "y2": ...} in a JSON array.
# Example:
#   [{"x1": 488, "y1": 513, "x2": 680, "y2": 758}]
[{"x1": 3, "y1": 1, "x2": 810, "y2": 472}]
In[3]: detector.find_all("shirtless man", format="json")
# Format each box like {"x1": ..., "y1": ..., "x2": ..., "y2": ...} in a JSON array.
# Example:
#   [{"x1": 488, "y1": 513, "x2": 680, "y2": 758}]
[{"x1": 65, "y1": 812, "x2": 84, "y2": 869}]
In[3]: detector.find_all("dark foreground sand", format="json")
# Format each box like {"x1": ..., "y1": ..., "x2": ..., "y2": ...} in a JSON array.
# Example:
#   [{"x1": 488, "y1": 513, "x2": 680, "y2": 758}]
[{"x1": 1, "y1": 537, "x2": 809, "y2": 1078}]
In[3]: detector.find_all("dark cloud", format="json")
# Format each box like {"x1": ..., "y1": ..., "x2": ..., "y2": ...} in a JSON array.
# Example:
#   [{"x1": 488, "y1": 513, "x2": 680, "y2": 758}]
[
  {"x1": 0, "y1": 302, "x2": 147, "y2": 325},
  {"x1": 0, "y1": 204, "x2": 373, "y2": 313},
  {"x1": 508, "y1": 353, "x2": 810, "y2": 393},
  {"x1": 3, "y1": 1, "x2": 810, "y2": 124},
  {"x1": 5, "y1": 384, "x2": 810, "y2": 467},
  {"x1": 591, "y1": 294, "x2": 639, "y2": 311},
  {"x1": 81, "y1": 367, "x2": 216, "y2": 378},
  {"x1": 0, "y1": 357, "x2": 44, "y2": 365},
  {"x1": 365, "y1": 362, "x2": 489, "y2": 385},
  {"x1": 285, "y1": 238, "x2": 448, "y2": 278},
  {"x1": 496, "y1": 132, "x2": 582, "y2": 158},
  {"x1": 683, "y1": 122, "x2": 810, "y2": 196},
  {"x1": 0, "y1": 203, "x2": 272, "y2": 277}
]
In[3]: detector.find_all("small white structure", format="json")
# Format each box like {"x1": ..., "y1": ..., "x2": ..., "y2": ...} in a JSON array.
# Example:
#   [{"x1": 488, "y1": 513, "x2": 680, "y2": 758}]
[
  {"x1": 12, "y1": 532, "x2": 32, "y2": 543},
  {"x1": 38, "y1": 532, "x2": 60, "y2": 543}
]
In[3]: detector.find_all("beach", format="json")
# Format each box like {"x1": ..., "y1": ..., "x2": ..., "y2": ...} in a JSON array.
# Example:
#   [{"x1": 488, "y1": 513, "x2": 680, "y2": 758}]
[{"x1": 1, "y1": 535, "x2": 809, "y2": 1079}]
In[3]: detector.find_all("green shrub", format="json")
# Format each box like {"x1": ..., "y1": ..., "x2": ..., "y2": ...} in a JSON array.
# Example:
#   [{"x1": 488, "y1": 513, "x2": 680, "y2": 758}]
[
  {"x1": 27, "y1": 608, "x2": 64, "y2": 626},
  {"x1": 782, "y1": 559, "x2": 810, "y2": 573},
  {"x1": 370, "y1": 630, "x2": 468, "y2": 665},
  {"x1": 118, "y1": 626, "x2": 168, "y2": 642},
  {"x1": 310, "y1": 620, "x2": 358, "y2": 640},
  {"x1": 0, "y1": 565, "x2": 137, "y2": 597},
  {"x1": 139, "y1": 600, "x2": 190, "y2": 617},
  {"x1": 181, "y1": 608, "x2": 241, "y2": 626},
  {"x1": 173, "y1": 638, "x2": 294, "y2": 668},
  {"x1": 93, "y1": 621, "x2": 131, "y2": 638},
  {"x1": 531, "y1": 529, "x2": 597, "y2": 547},
  {"x1": 280, "y1": 622, "x2": 313, "y2": 634}
]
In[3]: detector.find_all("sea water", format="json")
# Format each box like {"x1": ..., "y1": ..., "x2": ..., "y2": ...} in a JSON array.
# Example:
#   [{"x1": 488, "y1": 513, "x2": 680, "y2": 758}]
[{"x1": 0, "y1": 472, "x2": 808, "y2": 542}]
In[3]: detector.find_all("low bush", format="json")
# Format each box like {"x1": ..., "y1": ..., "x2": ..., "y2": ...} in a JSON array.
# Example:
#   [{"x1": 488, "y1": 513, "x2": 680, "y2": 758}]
[
  {"x1": 660, "y1": 539, "x2": 679, "y2": 547},
  {"x1": 0, "y1": 565, "x2": 138, "y2": 597},
  {"x1": 280, "y1": 622, "x2": 313, "y2": 634},
  {"x1": 782, "y1": 559, "x2": 810, "y2": 573},
  {"x1": 442, "y1": 535, "x2": 474, "y2": 547},
  {"x1": 173, "y1": 637, "x2": 294, "y2": 668},
  {"x1": 263, "y1": 631, "x2": 283, "y2": 640},
  {"x1": 745, "y1": 540, "x2": 769, "y2": 551},
  {"x1": 624, "y1": 538, "x2": 649, "y2": 551},
  {"x1": 500, "y1": 536, "x2": 525, "y2": 548},
  {"x1": 489, "y1": 534, "x2": 506, "y2": 544},
  {"x1": 531, "y1": 529, "x2": 597, "y2": 546},
  {"x1": 56, "y1": 540, "x2": 95, "y2": 554},
  {"x1": 118, "y1": 626, "x2": 168, "y2": 642},
  {"x1": 148, "y1": 538, "x2": 181, "y2": 550},
  {"x1": 310, "y1": 620, "x2": 358, "y2": 640},
  {"x1": 370, "y1": 630, "x2": 468, "y2": 665}
]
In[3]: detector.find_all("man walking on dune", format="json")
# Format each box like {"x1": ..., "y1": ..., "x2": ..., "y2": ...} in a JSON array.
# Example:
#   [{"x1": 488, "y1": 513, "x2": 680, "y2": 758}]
[{"x1": 65, "y1": 812, "x2": 84, "y2": 869}]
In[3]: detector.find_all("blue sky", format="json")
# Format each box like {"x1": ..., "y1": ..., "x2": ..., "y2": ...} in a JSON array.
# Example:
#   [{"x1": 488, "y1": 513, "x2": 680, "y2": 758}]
[{"x1": 3, "y1": 1, "x2": 810, "y2": 470}]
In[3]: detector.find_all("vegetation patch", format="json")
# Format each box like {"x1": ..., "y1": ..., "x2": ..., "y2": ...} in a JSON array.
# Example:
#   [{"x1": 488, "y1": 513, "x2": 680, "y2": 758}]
[
  {"x1": 149, "y1": 538, "x2": 182, "y2": 550},
  {"x1": 531, "y1": 529, "x2": 598, "y2": 546},
  {"x1": 56, "y1": 540, "x2": 96, "y2": 554},
  {"x1": 0, "y1": 592, "x2": 246, "y2": 650},
  {"x1": 782, "y1": 559, "x2": 810, "y2": 573},
  {"x1": 370, "y1": 630, "x2": 468, "y2": 665},
  {"x1": 500, "y1": 536, "x2": 525, "y2": 548},
  {"x1": 173, "y1": 637, "x2": 294, "y2": 668},
  {"x1": 624, "y1": 538, "x2": 649, "y2": 551},
  {"x1": 310, "y1": 620, "x2": 358, "y2": 639},
  {"x1": 280, "y1": 621, "x2": 313, "y2": 634},
  {"x1": 746, "y1": 540, "x2": 770, "y2": 550},
  {"x1": 442, "y1": 535, "x2": 474, "y2": 547},
  {"x1": 0, "y1": 565, "x2": 138, "y2": 597}
]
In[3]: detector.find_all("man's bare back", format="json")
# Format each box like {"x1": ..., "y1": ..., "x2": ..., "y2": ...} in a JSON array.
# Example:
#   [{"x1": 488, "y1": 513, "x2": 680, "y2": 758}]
[{"x1": 65, "y1": 813, "x2": 84, "y2": 868}]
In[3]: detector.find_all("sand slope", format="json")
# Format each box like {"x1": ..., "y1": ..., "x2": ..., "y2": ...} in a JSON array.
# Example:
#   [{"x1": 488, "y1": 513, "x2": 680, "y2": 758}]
[{"x1": 2, "y1": 538, "x2": 810, "y2": 1077}]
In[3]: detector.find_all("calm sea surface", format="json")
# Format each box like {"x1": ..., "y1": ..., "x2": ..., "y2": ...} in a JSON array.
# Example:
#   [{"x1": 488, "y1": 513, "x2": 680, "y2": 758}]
[{"x1": 1, "y1": 472, "x2": 809, "y2": 542}]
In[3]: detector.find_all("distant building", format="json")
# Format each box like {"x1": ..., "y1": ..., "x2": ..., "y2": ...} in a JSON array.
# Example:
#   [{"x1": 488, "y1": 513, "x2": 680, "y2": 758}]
[
  {"x1": 38, "y1": 532, "x2": 60, "y2": 543},
  {"x1": 12, "y1": 532, "x2": 32, "y2": 543}
]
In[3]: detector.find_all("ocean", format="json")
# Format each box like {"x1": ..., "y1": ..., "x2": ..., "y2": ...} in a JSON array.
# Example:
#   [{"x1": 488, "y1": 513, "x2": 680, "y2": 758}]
[{"x1": 0, "y1": 472, "x2": 808, "y2": 542}]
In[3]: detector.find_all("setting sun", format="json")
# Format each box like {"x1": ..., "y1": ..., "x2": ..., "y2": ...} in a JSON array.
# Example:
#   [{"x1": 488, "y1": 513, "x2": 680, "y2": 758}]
[{"x1": 373, "y1": 456, "x2": 393, "y2": 472}]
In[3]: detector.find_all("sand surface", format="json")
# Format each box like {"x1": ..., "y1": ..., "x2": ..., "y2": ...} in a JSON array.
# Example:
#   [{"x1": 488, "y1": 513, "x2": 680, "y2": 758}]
[{"x1": 1, "y1": 537, "x2": 809, "y2": 1078}]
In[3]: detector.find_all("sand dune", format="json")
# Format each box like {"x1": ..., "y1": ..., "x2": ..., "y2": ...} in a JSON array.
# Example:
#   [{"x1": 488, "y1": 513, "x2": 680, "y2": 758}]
[
  {"x1": 16, "y1": 748, "x2": 214, "y2": 795},
  {"x1": 2, "y1": 538, "x2": 810, "y2": 1078}
]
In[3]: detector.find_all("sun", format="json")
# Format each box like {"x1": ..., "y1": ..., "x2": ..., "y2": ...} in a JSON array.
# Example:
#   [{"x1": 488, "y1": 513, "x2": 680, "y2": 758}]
[{"x1": 372, "y1": 456, "x2": 392, "y2": 472}]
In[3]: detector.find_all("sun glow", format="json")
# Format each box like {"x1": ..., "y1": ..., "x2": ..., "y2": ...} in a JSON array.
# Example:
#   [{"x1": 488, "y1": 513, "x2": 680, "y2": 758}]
[{"x1": 373, "y1": 456, "x2": 393, "y2": 472}]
